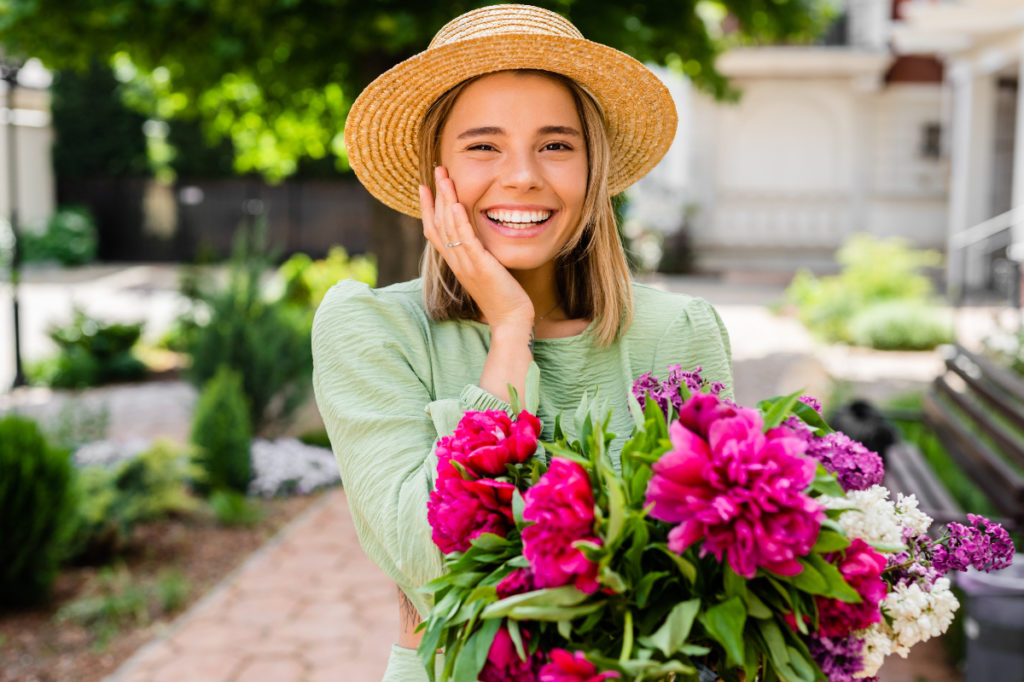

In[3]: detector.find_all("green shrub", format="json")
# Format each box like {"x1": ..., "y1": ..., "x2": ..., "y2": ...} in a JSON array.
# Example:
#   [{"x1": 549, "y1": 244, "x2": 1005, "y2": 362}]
[
  {"x1": 21, "y1": 207, "x2": 99, "y2": 266},
  {"x1": 278, "y1": 246, "x2": 376, "y2": 309},
  {"x1": 848, "y1": 300, "x2": 954, "y2": 351},
  {"x1": 29, "y1": 309, "x2": 147, "y2": 388},
  {"x1": 183, "y1": 226, "x2": 312, "y2": 430},
  {"x1": 65, "y1": 440, "x2": 202, "y2": 564},
  {"x1": 208, "y1": 489, "x2": 263, "y2": 526},
  {"x1": 982, "y1": 325, "x2": 1024, "y2": 376},
  {"x1": 785, "y1": 234, "x2": 946, "y2": 347},
  {"x1": 0, "y1": 414, "x2": 76, "y2": 607},
  {"x1": 191, "y1": 366, "x2": 253, "y2": 495}
]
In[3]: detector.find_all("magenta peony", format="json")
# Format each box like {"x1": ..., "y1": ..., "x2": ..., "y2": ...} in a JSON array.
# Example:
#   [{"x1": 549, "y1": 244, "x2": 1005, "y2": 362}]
[
  {"x1": 815, "y1": 539, "x2": 887, "y2": 637},
  {"x1": 522, "y1": 458, "x2": 602, "y2": 594},
  {"x1": 539, "y1": 649, "x2": 621, "y2": 681},
  {"x1": 427, "y1": 476, "x2": 515, "y2": 554},
  {"x1": 479, "y1": 625, "x2": 541, "y2": 682},
  {"x1": 496, "y1": 567, "x2": 536, "y2": 598},
  {"x1": 646, "y1": 395, "x2": 825, "y2": 578},
  {"x1": 436, "y1": 409, "x2": 541, "y2": 479}
]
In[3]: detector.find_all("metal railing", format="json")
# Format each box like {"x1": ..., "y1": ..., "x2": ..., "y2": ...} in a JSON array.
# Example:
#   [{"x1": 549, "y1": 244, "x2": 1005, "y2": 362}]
[{"x1": 947, "y1": 205, "x2": 1024, "y2": 306}]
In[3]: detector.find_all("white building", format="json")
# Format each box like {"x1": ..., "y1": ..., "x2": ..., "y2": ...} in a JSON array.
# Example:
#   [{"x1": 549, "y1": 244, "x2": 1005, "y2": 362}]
[
  {"x1": 633, "y1": 0, "x2": 953, "y2": 279},
  {"x1": 892, "y1": 0, "x2": 1024, "y2": 302},
  {"x1": 0, "y1": 58, "x2": 56, "y2": 233}
]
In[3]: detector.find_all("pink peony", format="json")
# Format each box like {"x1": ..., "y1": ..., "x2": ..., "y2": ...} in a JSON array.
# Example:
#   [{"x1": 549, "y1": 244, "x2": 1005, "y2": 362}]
[
  {"x1": 646, "y1": 395, "x2": 825, "y2": 578},
  {"x1": 539, "y1": 649, "x2": 620, "y2": 681},
  {"x1": 496, "y1": 567, "x2": 536, "y2": 598},
  {"x1": 814, "y1": 539, "x2": 887, "y2": 636},
  {"x1": 427, "y1": 476, "x2": 515, "y2": 553},
  {"x1": 522, "y1": 458, "x2": 602, "y2": 594},
  {"x1": 479, "y1": 625, "x2": 541, "y2": 682},
  {"x1": 437, "y1": 410, "x2": 541, "y2": 478}
]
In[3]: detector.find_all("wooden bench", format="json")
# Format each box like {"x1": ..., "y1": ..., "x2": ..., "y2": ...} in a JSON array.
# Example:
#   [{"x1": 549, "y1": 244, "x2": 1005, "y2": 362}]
[{"x1": 883, "y1": 344, "x2": 1024, "y2": 532}]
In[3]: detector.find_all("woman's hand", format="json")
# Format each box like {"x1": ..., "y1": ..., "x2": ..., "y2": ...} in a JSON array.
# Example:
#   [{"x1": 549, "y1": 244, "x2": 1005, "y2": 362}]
[
  {"x1": 419, "y1": 166, "x2": 534, "y2": 331},
  {"x1": 419, "y1": 166, "x2": 534, "y2": 403}
]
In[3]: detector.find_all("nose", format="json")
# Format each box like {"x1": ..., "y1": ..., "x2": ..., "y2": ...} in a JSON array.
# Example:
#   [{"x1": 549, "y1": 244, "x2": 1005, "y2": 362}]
[{"x1": 500, "y1": 147, "x2": 542, "y2": 192}]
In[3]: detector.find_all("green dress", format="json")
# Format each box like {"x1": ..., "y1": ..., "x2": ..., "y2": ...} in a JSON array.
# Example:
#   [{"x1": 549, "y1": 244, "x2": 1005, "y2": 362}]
[{"x1": 311, "y1": 278, "x2": 733, "y2": 681}]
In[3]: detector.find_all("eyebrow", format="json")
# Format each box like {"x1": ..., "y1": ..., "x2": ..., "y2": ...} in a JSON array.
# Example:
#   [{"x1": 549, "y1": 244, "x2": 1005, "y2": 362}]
[{"x1": 456, "y1": 125, "x2": 582, "y2": 139}]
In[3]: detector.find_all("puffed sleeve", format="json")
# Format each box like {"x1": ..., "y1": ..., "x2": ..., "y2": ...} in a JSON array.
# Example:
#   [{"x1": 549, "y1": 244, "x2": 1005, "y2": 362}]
[
  {"x1": 651, "y1": 297, "x2": 735, "y2": 401},
  {"x1": 311, "y1": 280, "x2": 536, "y2": 617}
]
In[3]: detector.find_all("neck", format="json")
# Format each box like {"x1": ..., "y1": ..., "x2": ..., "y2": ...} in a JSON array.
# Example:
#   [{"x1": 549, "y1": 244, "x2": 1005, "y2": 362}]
[{"x1": 510, "y1": 262, "x2": 560, "y2": 322}]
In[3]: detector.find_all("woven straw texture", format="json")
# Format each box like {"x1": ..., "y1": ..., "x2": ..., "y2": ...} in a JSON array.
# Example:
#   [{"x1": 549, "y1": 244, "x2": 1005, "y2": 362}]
[{"x1": 344, "y1": 4, "x2": 677, "y2": 218}]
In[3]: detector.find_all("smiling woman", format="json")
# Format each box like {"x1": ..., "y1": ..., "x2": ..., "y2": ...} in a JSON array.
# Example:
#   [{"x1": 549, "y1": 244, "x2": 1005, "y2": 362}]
[{"x1": 311, "y1": 5, "x2": 735, "y2": 681}]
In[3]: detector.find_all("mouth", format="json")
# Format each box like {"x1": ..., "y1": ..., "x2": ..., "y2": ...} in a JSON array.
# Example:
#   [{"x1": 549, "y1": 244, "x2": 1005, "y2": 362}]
[{"x1": 483, "y1": 208, "x2": 554, "y2": 230}]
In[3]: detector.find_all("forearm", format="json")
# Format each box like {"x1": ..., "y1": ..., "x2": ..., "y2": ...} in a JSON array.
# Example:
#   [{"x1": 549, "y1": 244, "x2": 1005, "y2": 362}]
[{"x1": 478, "y1": 324, "x2": 533, "y2": 404}]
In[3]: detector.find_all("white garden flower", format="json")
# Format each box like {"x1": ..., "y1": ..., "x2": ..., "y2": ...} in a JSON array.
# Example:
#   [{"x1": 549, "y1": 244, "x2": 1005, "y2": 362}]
[
  {"x1": 854, "y1": 624, "x2": 893, "y2": 678},
  {"x1": 882, "y1": 578, "x2": 959, "y2": 656},
  {"x1": 894, "y1": 493, "x2": 932, "y2": 536},
  {"x1": 822, "y1": 485, "x2": 903, "y2": 546}
]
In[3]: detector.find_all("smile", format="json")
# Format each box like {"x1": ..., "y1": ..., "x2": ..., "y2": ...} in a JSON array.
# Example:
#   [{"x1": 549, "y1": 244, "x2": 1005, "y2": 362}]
[{"x1": 484, "y1": 208, "x2": 553, "y2": 229}]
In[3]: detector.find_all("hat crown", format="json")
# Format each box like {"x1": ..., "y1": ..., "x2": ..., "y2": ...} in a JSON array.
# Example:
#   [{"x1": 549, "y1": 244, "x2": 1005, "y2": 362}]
[{"x1": 428, "y1": 4, "x2": 584, "y2": 49}]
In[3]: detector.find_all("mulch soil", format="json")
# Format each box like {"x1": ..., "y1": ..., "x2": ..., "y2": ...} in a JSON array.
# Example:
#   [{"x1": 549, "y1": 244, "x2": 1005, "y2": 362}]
[{"x1": 0, "y1": 493, "x2": 323, "y2": 682}]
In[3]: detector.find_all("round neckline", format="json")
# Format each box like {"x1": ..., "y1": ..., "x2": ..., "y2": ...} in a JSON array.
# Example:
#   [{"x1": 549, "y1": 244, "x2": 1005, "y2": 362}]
[{"x1": 460, "y1": 317, "x2": 597, "y2": 345}]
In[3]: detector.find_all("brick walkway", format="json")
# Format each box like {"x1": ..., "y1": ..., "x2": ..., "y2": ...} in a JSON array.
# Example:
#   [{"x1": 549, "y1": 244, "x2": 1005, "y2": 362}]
[{"x1": 105, "y1": 489, "x2": 395, "y2": 682}]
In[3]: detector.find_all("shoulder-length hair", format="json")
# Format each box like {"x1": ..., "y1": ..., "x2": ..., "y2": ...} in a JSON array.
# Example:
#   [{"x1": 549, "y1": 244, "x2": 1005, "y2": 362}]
[{"x1": 417, "y1": 69, "x2": 632, "y2": 347}]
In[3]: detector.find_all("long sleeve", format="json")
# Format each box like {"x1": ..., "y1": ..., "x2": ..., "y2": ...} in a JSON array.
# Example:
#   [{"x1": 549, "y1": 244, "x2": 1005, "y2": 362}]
[{"x1": 311, "y1": 280, "x2": 520, "y2": 617}]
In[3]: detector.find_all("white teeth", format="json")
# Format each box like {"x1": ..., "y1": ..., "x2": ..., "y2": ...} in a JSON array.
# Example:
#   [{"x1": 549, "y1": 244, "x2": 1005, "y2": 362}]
[{"x1": 485, "y1": 209, "x2": 552, "y2": 224}]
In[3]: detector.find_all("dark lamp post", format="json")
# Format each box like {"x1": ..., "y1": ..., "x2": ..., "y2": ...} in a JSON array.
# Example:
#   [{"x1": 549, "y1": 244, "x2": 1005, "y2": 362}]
[{"x1": 1, "y1": 51, "x2": 26, "y2": 389}]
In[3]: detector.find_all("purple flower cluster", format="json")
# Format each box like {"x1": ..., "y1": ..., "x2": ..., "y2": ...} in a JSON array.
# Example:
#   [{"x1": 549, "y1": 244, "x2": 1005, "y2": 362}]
[
  {"x1": 804, "y1": 432, "x2": 884, "y2": 493},
  {"x1": 885, "y1": 536, "x2": 941, "y2": 589},
  {"x1": 933, "y1": 514, "x2": 1015, "y2": 573},
  {"x1": 631, "y1": 365, "x2": 725, "y2": 418},
  {"x1": 806, "y1": 635, "x2": 871, "y2": 682}
]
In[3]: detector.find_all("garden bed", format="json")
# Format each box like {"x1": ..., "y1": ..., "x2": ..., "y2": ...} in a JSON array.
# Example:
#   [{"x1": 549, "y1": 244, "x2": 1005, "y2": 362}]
[{"x1": 0, "y1": 492, "x2": 322, "y2": 682}]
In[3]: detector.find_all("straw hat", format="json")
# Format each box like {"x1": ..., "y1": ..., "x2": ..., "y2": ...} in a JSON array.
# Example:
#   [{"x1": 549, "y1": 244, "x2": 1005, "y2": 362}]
[{"x1": 344, "y1": 3, "x2": 678, "y2": 219}]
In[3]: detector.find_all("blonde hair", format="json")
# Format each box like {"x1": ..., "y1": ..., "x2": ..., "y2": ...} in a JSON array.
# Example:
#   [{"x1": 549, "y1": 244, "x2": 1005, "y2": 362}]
[{"x1": 418, "y1": 69, "x2": 632, "y2": 347}]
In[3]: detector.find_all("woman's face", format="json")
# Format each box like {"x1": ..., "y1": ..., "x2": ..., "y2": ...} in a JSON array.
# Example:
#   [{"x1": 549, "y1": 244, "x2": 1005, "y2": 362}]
[{"x1": 438, "y1": 71, "x2": 588, "y2": 274}]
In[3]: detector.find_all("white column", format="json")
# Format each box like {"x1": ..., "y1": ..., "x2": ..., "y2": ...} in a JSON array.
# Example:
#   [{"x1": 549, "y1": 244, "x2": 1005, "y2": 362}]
[
  {"x1": 1010, "y1": 38, "x2": 1024, "y2": 265},
  {"x1": 947, "y1": 60, "x2": 974, "y2": 299}
]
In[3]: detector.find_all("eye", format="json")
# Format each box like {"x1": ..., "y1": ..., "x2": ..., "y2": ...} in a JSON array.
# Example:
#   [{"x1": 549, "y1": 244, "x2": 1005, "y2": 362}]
[
  {"x1": 467, "y1": 143, "x2": 496, "y2": 152},
  {"x1": 543, "y1": 142, "x2": 573, "y2": 151}
]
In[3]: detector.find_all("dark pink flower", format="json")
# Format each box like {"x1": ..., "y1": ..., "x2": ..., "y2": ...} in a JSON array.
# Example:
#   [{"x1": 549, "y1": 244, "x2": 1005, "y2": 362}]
[
  {"x1": 815, "y1": 539, "x2": 887, "y2": 637},
  {"x1": 479, "y1": 625, "x2": 541, "y2": 682},
  {"x1": 496, "y1": 568, "x2": 536, "y2": 598},
  {"x1": 436, "y1": 410, "x2": 541, "y2": 479},
  {"x1": 427, "y1": 476, "x2": 515, "y2": 553},
  {"x1": 539, "y1": 649, "x2": 620, "y2": 681},
  {"x1": 522, "y1": 458, "x2": 602, "y2": 594},
  {"x1": 646, "y1": 395, "x2": 825, "y2": 578}
]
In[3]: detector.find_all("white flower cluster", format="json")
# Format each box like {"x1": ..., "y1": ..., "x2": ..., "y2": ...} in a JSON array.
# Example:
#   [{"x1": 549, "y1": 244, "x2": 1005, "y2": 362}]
[
  {"x1": 855, "y1": 578, "x2": 959, "y2": 677},
  {"x1": 248, "y1": 438, "x2": 340, "y2": 497},
  {"x1": 819, "y1": 485, "x2": 933, "y2": 547}
]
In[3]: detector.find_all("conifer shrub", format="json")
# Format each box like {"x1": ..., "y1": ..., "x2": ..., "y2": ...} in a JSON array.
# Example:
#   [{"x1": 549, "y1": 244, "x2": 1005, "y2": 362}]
[
  {"x1": 191, "y1": 366, "x2": 253, "y2": 495},
  {"x1": 0, "y1": 414, "x2": 76, "y2": 607}
]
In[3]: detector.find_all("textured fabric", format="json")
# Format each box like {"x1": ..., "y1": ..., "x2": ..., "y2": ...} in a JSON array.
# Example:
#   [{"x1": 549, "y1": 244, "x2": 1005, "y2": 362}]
[{"x1": 311, "y1": 277, "x2": 733, "y2": 681}]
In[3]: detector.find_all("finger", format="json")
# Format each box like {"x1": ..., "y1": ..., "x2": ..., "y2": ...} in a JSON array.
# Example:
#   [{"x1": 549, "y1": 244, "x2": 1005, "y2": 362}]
[
  {"x1": 433, "y1": 167, "x2": 454, "y2": 246},
  {"x1": 419, "y1": 184, "x2": 442, "y2": 250}
]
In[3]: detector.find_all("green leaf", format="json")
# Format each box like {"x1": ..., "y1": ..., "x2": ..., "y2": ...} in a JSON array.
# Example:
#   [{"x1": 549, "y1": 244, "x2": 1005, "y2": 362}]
[
  {"x1": 640, "y1": 598, "x2": 701, "y2": 657},
  {"x1": 790, "y1": 400, "x2": 832, "y2": 434},
  {"x1": 745, "y1": 588, "x2": 773, "y2": 619},
  {"x1": 807, "y1": 553, "x2": 860, "y2": 603},
  {"x1": 809, "y1": 464, "x2": 845, "y2": 497},
  {"x1": 600, "y1": 565, "x2": 628, "y2": 594},
  {"x1": 468, "y1": 532, "x2": 509, "y2": 552},
  {"x1": 480, "y1": 586, "x2": 590, "y2": 619},
  {"x1": 700, "y1": 596, "x2": 747, "y2": 666},
  {"x1": 502, "y1": 602, "x2": 604, "y2": 621},
  {"x1": 655, "y1": 544, "x2": 697, "y2": 583},
  {"x1": 788, "y1": 559, "x2": 828, "y2": 595},
  {"x1": 512, "y1": 489, "x2": 525, "y2": 526},
  {"x1": 627, "y1": 390, "x2": 646, "y2": 431},
  {"x1": 634, "y1": 570, "x2": 667, "y2": 609},
  {"x1": 508, "y1": 383, "x2": 523, "y2": 414},
  {"x1": 602, "y1": 468, "x2": 626, "y2": 547},
  {"x1": 757, "y1": 619, "x2": 791, "y2": 669},
  {"x1": 452, "y1": 617, "x2": 501, "y2": 682},
  {"x1": 812, "y1": 530, "x2": 850, "y2": 553},
  {"x1": 759, "y1": 390, "x2": 803, "y2": 430},
  {"x1": 787, "y1": 644, "x2": 818, "y2": 682}
]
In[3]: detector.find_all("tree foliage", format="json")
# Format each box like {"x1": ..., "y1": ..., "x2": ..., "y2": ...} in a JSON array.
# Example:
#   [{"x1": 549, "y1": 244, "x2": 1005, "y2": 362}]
[{"x1": 1, "y1": 0, "x2": 835, "y2": 180}]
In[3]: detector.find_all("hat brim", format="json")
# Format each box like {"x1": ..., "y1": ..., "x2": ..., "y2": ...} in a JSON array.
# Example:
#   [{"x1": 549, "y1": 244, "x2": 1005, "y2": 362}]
[{"x1": 344, "y1": 33, "x2": 677, "y2": 218}]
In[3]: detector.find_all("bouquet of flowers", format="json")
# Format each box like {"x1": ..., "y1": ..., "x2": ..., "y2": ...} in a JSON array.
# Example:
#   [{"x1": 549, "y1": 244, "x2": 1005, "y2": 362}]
[{"x1": 418, "y1": 366, "x2": 1015, "y2": 682}]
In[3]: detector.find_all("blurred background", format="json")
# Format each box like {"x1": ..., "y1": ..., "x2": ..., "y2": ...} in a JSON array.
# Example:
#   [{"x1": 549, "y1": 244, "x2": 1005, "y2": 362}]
[{"x1": 1, "y1": 1, "x2": 1023, "y2": 681}]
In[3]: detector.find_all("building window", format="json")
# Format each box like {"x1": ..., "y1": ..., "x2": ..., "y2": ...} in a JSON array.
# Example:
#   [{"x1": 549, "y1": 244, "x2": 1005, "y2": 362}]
[{"x1": 921, "y1": 122, "x2": 942, "y2": 159}]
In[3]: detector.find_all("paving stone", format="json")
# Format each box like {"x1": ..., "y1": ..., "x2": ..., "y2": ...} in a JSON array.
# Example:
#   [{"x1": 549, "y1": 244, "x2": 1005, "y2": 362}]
[{"x1": 232, "y1": 656, "x2": 307, "y2": 682}]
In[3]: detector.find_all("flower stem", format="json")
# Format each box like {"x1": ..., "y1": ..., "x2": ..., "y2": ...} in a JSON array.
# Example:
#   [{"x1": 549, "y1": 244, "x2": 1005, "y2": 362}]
[{"x1": 620, "y1": 609, "x2": 634, "y2": 664}]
